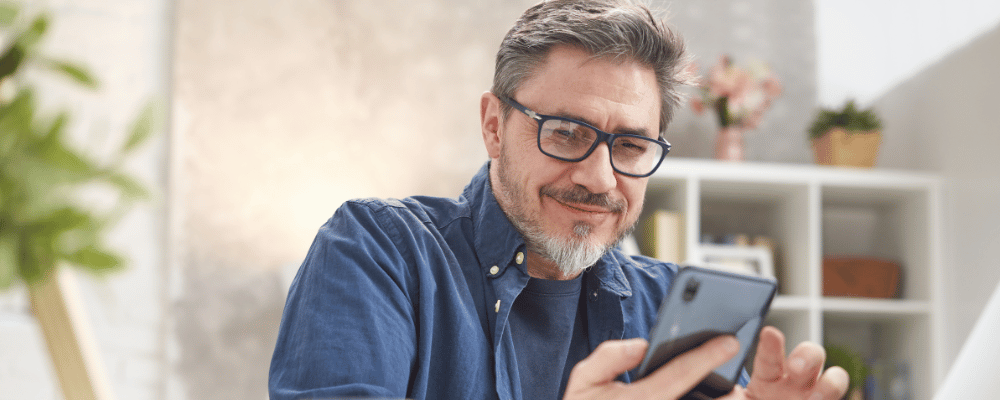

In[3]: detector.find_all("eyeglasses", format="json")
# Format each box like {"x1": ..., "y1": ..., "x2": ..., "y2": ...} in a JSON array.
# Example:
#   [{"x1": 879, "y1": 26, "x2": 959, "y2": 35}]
[{"x1": 500, "y1": 96, "x2": 671, "y2": 178}]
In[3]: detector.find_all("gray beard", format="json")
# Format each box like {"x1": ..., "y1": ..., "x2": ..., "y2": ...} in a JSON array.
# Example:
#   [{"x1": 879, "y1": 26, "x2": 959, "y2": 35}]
[
  {"x1": 513, "y1": 216, "x2": 608, "y2": 277},
  {"x1": 494, "y1": 152, "x2": 633, "y2": 277}
]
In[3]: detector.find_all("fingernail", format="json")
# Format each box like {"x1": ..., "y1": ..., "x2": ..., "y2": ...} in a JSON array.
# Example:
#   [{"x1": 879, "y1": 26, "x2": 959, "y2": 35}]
[
  {"x1": 790, "y1": 357, "x2": 806, "y2": 373},
  {"x1": 808, "y1": 392, "x2": 823, "y2": 400}
]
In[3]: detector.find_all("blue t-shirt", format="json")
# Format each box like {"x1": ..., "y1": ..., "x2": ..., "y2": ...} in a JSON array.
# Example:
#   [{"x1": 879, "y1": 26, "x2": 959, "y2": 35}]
[{"x1": 510, "y1": 275, "x2": 589, "y2": 399}]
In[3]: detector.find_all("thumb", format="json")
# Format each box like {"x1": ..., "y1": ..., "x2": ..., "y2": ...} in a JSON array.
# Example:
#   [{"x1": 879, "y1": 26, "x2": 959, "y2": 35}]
[{"x1": 567, "y1": 338, "x2": 647, "y2": 388}]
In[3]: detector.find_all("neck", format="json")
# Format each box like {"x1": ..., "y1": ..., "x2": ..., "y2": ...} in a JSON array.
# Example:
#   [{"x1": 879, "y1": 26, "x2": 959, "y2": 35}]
[{"x1": 525, "y1": 250, "x2": 582, "y2": 281}]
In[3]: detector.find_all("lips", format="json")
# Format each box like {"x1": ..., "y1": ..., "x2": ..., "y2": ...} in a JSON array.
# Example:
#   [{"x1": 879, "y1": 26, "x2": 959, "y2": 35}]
[
  {"x1": 540, "y1": 185, "x2": 626, "y2": 215},
  {"x1": 549, "y1": 195, "x2": 615, "y2": 214}
]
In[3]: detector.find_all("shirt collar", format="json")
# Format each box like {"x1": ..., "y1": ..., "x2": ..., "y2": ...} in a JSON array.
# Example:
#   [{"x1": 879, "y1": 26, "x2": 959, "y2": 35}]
[{"x1": 463, "y1": 161, "x2": 633, "y2": 298}]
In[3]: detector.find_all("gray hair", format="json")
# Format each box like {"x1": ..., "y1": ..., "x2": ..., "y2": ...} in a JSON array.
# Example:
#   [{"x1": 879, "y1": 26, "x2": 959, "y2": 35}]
[{"x1": 492, "y1": 0, "x2": 692, "y2": 134}]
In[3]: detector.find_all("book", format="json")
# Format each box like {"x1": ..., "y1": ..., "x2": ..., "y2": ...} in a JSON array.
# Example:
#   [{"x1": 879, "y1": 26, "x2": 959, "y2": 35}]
[{"x1": 639, "y1": 210, "x2": 684, "y2": 264}]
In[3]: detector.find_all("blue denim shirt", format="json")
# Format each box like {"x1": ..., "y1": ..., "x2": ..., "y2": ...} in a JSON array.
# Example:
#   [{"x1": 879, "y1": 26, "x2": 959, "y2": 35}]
[{"x1": 269, "y1": 163, "x2": 737, "y2": 399}]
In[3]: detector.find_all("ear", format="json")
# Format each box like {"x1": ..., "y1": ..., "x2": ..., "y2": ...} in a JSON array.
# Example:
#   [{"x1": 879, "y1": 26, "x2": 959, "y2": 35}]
[{"x1": 480, "y1": 91, "x2": 503, "y2": 160}]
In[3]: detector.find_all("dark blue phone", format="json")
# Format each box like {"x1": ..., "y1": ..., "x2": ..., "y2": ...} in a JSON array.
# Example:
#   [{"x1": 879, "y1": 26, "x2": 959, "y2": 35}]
[{"x1": 636, "y1": 266, "x2": 777, "y2": 399}]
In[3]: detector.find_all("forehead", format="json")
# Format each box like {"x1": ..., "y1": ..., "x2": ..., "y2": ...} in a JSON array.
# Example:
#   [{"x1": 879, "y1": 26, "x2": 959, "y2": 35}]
[{"x1": 516, "y1": 46, "x2": 660, "y2": 136}]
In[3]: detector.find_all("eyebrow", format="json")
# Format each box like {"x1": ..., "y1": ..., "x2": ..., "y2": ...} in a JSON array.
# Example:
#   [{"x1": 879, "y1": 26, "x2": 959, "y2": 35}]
[{"x1": 552, "y1": 110, "x2": 653, "y2": 139}]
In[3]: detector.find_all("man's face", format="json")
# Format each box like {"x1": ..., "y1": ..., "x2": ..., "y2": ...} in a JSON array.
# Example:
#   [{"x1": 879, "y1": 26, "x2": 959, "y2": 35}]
[{"x1": 482, "y1": 46, "x2": 661, "y2": 278}]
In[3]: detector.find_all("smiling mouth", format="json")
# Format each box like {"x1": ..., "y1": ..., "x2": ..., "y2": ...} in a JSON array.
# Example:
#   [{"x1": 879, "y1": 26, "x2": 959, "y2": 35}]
[{"x1": 549, "y1": 195, "x2": 615, "y2": 214}]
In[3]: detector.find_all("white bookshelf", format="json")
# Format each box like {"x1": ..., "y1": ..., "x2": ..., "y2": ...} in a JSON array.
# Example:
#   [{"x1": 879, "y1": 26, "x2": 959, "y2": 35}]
[{"x1": 642, "y1": 158, "x2": 943, "y2": 399}]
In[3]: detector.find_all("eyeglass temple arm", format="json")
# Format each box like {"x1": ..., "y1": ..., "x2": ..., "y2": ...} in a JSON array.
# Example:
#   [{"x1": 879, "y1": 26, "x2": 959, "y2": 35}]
[{"x1": 500, "y1": 96, "x2": 542, "y2": 121}]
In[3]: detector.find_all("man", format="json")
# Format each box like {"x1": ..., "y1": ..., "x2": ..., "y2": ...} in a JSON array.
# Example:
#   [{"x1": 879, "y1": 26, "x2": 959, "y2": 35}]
[{"x1": 269, "y1": 1, "x2": 849, "y2": 399}]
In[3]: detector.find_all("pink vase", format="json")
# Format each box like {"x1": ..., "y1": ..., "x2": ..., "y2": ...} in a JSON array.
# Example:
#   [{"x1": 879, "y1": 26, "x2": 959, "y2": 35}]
[{"x1": 715, "y1": 126, "x2": 744, "y2": 161}]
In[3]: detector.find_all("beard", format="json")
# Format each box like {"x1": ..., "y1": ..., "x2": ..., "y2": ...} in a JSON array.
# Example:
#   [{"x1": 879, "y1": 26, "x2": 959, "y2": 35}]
[{"x1": 494, "y1": 147, "x2": 636, "y2": 277}]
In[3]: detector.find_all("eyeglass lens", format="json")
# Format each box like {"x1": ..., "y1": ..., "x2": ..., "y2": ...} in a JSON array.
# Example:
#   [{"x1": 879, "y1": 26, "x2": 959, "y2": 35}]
[{"x1": 538, "y1": 118, "x2": 663, "y2": 176}]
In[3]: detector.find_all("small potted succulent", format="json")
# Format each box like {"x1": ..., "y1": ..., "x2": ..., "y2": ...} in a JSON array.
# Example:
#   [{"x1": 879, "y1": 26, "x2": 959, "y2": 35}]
[{"x1": 808, "y1": 100, "x2": 883, "y2": 168}]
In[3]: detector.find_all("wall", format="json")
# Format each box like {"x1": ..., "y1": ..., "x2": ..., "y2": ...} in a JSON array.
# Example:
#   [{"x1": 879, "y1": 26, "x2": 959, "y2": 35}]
[
  {"x1": 0, "y1": 0, "x2": 171, "y2": 399},
  {"x1": 170, "y1": 1, "x2": 531, "y2": 398},
  {"x1": 663, "y1": 0, "x2": 817, "y2": 163},
  {"x1": 873, "y1": 23, "x2": 1000, "y2": 376}
]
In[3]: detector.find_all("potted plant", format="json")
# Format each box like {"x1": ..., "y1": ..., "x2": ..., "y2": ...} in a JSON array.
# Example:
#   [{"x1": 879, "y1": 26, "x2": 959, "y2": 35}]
[
  {"x1": 825, "y1": 345, "x2": 872, "y2": 400},
  {"x1": 0, "y1": 4, "x2": 157, "y2": 399},
  {"x1": 808, "y1": 100, "x2": 883, "y2": 167}
]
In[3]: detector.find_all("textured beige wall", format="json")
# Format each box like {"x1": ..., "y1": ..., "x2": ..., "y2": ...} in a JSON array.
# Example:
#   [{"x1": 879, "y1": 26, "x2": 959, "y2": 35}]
[{"x1": 171, "y1": 1, "x2": 532, "y2": 397}]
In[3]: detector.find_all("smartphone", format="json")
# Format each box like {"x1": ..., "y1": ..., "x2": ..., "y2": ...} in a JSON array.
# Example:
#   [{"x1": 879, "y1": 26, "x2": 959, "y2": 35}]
[{"x1": 636, "y1": 266, "x2": 777, "y2": 399}]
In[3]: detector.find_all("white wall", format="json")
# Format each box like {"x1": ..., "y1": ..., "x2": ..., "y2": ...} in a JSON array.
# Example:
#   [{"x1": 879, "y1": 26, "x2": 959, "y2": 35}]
[
  {"x1": 0, "y1": 0, "x2": 171, "y2": 399},
  {"x1": 816, "y1": 0, "x2": 1000, "y2": 107},
  {"x1": 873, "y1": 23, "x2": 1000, "y2": 376}
]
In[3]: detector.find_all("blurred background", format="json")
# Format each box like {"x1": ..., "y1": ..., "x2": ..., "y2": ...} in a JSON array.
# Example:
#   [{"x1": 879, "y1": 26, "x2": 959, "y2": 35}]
[{"x1": 1, "y1": 0, "x2": 998, "y2": 398}]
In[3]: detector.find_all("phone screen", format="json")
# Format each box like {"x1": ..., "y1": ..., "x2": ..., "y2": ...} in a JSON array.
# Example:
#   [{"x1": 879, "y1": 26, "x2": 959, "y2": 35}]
[{"x1": 636, "y1": 266, "x2": 777, "y2": 398}]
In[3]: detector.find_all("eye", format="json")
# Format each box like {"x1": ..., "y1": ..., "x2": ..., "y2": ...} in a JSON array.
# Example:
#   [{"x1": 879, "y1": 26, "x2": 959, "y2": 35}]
[{"x1": 616, "y1": 137, "x2": 649, "y2": 153}]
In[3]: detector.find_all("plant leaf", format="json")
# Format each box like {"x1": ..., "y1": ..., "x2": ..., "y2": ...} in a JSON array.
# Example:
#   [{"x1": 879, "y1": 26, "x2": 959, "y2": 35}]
[
  {"x1": 65, "y1": 245, "x2": 122, "y2": 273},
  {"x1": 121, "y1": 100, "x2": 160, "y2": 154},
  {"x1": 0, "y1": 44, "x2": 25, "y2": 82},
  {"x1": 42, "y1": 59, "x2": 98, "y2": 89},
  {"x1": 0, "y1": 2, "x2": 18, "y2": 27},
  {"x1": 15, "y1": 14, "x2": 48, "y2": 50},
  {"x1": 106, "y1": 172, "x2": 150, "y2": 200},
  {"x1": 0, "y1": 233, "x2": 17, "y2": 289}
]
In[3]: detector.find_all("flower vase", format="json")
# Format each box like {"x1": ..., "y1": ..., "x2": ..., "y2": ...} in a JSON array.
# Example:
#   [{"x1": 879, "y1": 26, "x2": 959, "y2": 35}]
[{"x1": 715, "y1": 126, "x2": 744, "y2": 161}]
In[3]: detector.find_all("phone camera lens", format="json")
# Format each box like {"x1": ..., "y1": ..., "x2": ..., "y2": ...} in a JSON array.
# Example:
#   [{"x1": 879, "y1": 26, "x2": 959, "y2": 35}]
[{"x1": 682, "y1": 279, "x2": 699, "y2": 302}]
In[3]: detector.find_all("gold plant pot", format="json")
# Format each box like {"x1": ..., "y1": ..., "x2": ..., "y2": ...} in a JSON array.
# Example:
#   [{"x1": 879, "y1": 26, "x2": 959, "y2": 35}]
[{"x1": 811, "y1": 127, "x2": 882, "y2": 168}]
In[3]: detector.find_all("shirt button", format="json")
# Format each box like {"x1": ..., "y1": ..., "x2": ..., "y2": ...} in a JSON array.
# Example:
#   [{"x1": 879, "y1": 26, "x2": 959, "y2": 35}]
[
  {"x1": 489, "y1": 265, "x2": 499, "y2": 275},
  {"x1": 515, "y1": 252, "x2": 524, "y2": 265},
  {"x1": 591, "y1": 291, "x2": 599, "y2": 300}
]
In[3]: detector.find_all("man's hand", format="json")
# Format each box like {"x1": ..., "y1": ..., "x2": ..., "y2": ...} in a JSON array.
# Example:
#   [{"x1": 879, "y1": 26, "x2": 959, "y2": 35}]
[
  {"x1": 737, "y1": 326, "x2": 849, "y2": 400},
  {"x1": 563, "y1": 335, "x2": 739, "y2": 399},
  {"x1": 564, "y1": 326, "x2": 849, "y2": 400}
]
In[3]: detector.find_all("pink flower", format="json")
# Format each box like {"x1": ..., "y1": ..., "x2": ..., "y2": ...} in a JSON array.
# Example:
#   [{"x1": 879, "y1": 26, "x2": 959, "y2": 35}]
[{"x1": 689, "y1": 55, "x2": 782, "y2": 130}]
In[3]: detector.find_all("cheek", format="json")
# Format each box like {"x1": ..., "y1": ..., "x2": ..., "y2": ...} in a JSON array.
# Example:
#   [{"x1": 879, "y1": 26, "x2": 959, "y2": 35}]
[{"x1": 622, "y1": 180, "x2": 647, "y2": 220}]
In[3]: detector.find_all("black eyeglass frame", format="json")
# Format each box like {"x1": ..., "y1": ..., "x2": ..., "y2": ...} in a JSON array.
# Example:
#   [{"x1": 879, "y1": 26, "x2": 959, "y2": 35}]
[{"x1": 500, "y1": 96, "x2": 671, "y2": 178}]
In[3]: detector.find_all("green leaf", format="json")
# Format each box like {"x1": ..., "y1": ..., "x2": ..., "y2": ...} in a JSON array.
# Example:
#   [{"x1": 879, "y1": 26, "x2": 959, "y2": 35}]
[
  {"x1": 106, "y1": 172, "x2": 150, "y2": 200},
  {"x1": 30, "y1": 113, "x2": 101, "y2": 180},
  {"x1": 15, "y1": 14, "x2": 48, "y2": 50},
  {"x1": 0, "y1": 88, "x2": 36, "y2": 136},
  {"x1": 42, "y1": 59, "x2": 98, "y2": 89},
  {"x1": 28, "y1": 206, "x2": 91, "y2": 235},
  {"x1": 65, "y1": 245, "x2": 122, "y2": 273},
  {"x1": 0, "y1": 233, "x2": 17, "y2": 289},
  {"x1": 0, "y1": 2, "x2": 19, "y2": 27},
  {"x1": 18, "y1": 231, "x2": 55, "y2": 284},
  {"x1": 0, "y1": 44, "x2": 25, "y2": 83},
  {"x1": 121, "y1": 100, "x2": 160, "y2": 154}
]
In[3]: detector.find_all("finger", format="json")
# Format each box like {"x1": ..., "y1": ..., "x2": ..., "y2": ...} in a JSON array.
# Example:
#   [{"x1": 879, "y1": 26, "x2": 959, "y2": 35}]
[
  {"x1": 749, "y1": 326, "x2": 786, "y2": 383},
  {"x1": 785, "y1": 341, "x2": 826, "y2": 389},
  {"x1": 566, "y1": 338, "x2": 648, "y2": 390},
  {"x1": 811, "y1": 366, "x2": 850, "y2": 400},
  {"x1": 633, "y1": 335, "x2": 740, "y2": 398}
]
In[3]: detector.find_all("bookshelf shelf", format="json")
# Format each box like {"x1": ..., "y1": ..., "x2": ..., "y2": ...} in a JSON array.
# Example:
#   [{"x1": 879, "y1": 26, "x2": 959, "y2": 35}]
[
  {"x1": 644, "y1": 158, "x2": 942, "y2": 399},
  {"x1": 822, "y1": 298, "x2": 931, "y2": 315}
]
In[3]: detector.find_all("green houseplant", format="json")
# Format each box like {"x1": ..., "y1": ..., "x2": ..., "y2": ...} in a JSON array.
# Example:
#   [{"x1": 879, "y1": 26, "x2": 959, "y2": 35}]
[
  {"x1": 0, "y1": 3, "x2": 157, "y2": 399},
  {"x1": 824, "y1": 345, "x2": 872, "y2": 400},
  {"x1": 808, "y1": 100, "x2": 883, "y2": 168}
]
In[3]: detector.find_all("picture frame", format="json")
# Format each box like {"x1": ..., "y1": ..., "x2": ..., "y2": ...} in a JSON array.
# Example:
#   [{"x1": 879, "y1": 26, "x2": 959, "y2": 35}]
[{"x1": 695, "y1": 244, "x2": 775, "y2": 279}]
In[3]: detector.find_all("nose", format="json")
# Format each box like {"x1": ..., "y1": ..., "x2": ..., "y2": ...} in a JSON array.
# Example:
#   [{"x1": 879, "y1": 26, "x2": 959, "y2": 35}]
[{"x1": 569, "y1": 141, "x2": 617, "y2": 194}]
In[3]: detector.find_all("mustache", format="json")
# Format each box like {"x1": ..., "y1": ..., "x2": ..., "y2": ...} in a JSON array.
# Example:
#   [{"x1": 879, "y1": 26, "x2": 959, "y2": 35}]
[{"x1": 540, "y1": 185, "x2": 626, "y2": 214}]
